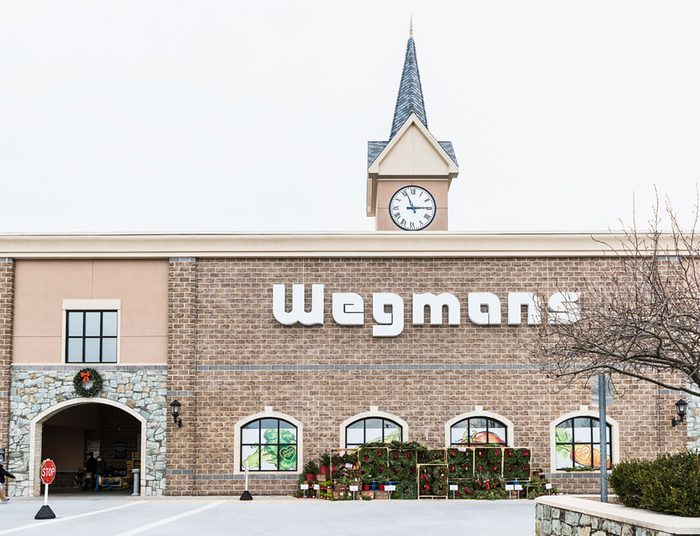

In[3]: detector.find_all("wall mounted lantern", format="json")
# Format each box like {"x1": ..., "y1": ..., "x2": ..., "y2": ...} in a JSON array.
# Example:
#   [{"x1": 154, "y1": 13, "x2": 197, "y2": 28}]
[
  {"x1": 671, "y1": 398, "x2": 688, "y2": 427},
  {"x1": 170, "y1": 399, "x2": 183, "y2": 428}
]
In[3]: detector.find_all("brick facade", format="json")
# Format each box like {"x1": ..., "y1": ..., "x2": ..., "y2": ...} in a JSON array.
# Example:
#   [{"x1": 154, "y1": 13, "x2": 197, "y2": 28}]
[
  {"x1": 0, "y1": 259, "x2": 13, "y2": 465},
  {"x1": 163, "y1": 256, "x2": 688, "y2": 495},
  {"x1": 166, "y1": 258, "x2": 198, "y2": 495}
]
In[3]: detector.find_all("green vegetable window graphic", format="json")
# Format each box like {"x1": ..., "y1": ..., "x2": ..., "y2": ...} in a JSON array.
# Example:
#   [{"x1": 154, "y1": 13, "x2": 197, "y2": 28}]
[{"x1": 241, "y1": 418, "x2": 297, "y2": 471}]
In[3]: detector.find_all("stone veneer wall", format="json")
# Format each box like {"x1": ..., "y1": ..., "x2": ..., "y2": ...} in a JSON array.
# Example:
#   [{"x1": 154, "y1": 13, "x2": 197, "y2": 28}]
[
  {"x1": 536, "y1": 501, "x2": 693, "y2": 536},
  {"x1": 8, "y1": 365, "x2": 167, "y2": 497}
]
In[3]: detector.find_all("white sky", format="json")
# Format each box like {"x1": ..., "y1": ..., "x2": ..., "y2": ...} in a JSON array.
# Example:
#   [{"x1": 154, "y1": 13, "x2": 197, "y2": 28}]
[{"x1": 1, "y1": 1, "x2": 699, "y2": 233}]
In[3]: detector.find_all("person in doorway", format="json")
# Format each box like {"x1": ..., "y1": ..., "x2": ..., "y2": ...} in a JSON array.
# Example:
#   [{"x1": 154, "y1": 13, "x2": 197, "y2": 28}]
[
  {"x1": 0, "y1": 463, "x2": 16, "y2": 503},
  {"x1": 94, "y1": 456, "x2": 107, "y2": 492},
  {"x1": 85, "y1": 452, "x2": 96, "y2": 491}
]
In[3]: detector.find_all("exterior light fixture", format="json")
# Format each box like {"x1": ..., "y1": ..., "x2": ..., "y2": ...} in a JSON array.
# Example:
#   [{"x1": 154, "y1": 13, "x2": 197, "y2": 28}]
[
  {"x1": 170, "y1": 400, "x2": 183, "y2": 428},
  {"x1": 671, "y1": 398, "x2": 688, "y2": 427}
]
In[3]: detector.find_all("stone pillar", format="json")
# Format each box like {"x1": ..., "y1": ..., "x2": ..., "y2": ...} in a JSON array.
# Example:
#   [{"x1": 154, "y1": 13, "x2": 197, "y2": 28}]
[
  {"x1": 0, "y1": 259, "x2": 13, "y2": 465},
  {"x1": 166, "y1": 258, "x2": 198, "y2": 495}
]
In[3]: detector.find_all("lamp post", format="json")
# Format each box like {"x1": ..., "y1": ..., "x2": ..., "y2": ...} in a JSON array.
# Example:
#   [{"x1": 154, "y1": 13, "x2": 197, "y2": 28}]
[
  {"x1": 169, "y1": 400, "x2": 183, "y2": 428},
  {"x1": 671, "y1": 398, "x2": 688, "y2": 427}
]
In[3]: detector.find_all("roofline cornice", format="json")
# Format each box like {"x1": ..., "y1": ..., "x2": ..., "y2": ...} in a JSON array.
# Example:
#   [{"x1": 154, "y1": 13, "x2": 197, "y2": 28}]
[{"x1": 0, "y1": 231, "x2": 684, "y2": 259}]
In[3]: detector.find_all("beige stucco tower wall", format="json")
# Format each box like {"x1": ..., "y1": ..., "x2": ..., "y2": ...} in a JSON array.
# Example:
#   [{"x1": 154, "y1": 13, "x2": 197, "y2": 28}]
[{"x1": 367, "y1": 115, "x2": 459, "y2": 230}]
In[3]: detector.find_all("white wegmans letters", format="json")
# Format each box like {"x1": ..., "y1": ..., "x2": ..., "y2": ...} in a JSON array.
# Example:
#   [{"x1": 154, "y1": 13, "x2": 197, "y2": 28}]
[
  {"x1": 272, "y1": 283, "x2": 324, "y2": 326},
  {"x1": 272, "y1": 284, "x2": 580, "y2": 337}
]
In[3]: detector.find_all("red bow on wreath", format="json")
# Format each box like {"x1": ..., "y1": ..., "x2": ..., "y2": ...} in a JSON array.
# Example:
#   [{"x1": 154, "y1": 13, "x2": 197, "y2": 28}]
[{"x1": 80, "y1": 371, "x2": 92, "y2": 384}]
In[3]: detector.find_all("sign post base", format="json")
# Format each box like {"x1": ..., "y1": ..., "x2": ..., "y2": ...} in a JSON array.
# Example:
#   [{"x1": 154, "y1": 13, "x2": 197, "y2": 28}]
[
  {"x1": 239, "y1": 490, "x2": 253, "y2": 501},
  {"x1": 34, "y1": 505, "x2": 56, "y2": 520}
]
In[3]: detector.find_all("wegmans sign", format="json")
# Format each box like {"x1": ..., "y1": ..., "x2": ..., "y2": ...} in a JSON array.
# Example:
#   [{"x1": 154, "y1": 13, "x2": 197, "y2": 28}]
[{"x1": 272, "y1": 284, "x2": 580, "y2": 337}]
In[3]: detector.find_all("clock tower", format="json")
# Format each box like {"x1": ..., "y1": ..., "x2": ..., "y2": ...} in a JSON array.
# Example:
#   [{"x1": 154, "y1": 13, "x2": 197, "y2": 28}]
[{"x1": 366, "y1": 26, "x2": 459, "y2": 231}]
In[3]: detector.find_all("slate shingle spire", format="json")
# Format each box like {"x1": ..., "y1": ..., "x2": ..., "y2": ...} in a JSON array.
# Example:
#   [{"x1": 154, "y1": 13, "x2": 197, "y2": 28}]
[{"x1": 390, "y1": 24, "x2": 427, "y2": 139}]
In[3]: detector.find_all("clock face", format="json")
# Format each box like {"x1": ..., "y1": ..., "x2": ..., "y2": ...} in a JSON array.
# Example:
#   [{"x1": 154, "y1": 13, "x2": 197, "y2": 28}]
[{"x1": 389, "y1": 185, "x2": 436, "y2": 231}]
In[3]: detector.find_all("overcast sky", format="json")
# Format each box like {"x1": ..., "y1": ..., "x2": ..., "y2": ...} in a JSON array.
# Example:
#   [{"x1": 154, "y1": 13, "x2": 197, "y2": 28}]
[{"x1": 1, "y1": 1, "x2": 699, "y2": 233}]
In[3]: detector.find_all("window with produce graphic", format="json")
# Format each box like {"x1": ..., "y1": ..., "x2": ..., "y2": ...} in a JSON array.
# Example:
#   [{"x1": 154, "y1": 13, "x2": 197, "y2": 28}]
[
  {"x1": 345, "y1": 417, "x2": 403, "y2": 448},
  {"x1": 240, "y1": 418, "x2": 297, "y2": 471},
  {"x1": 450, "y1": 417, "x2": 507, "y2": 446},
  {"x1": 555, "y1": 417, "x2": 612, "y2": 470}
]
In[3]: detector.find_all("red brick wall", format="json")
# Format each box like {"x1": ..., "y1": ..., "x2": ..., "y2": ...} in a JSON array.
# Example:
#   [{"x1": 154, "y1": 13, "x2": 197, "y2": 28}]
[{"x1": 167, "y1": 257, "x2": 688, "y2": 495}]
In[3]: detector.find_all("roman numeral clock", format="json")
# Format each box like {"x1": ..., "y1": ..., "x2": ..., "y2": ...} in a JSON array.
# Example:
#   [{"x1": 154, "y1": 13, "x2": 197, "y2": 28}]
[
  {"x1": 390, "y1": 186, "x2": 436, "y2": 231},
  {"x1": 365, "y1": 32, "x2": 459, "y2": 231}
]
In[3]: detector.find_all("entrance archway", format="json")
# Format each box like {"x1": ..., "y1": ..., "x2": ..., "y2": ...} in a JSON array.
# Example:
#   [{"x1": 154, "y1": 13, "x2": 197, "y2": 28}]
[{"x1": 29, "y1": 398, "x2": 147, "y2": 496}]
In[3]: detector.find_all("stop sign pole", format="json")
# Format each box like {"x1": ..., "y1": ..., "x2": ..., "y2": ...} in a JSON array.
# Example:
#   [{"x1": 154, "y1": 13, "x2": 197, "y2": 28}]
[{"x1": 35, "y1": 459, "x2": 56, "y2": 520}]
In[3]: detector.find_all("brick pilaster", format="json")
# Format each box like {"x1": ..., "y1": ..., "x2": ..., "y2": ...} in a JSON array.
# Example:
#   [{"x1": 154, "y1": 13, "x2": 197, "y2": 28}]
[
  {"x1": 0, "y1": 259, "x2": 14, "y2": 466},
  {"x1": 166, "y1": 257, "x2": 198, "y2": 494}
]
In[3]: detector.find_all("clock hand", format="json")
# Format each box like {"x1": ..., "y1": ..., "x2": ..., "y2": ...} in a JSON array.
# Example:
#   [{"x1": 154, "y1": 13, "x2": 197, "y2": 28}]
[{"x1": 406, "y1": 195, "x2": 417, "y2": 213}]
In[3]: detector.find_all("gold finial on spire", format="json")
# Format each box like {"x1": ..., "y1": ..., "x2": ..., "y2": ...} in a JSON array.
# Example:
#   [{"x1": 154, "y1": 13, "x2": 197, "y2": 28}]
[{"x1": 409, "y1": 15, "x2": 413, "y2": 37}]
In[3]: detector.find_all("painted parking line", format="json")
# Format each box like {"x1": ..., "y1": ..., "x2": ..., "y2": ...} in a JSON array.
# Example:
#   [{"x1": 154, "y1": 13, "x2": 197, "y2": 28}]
[
  {"x1": 114, "y1": 500, "x2": 225, "y2": 536},
  {"x1": 0, "y1": 501, "x2": 142, "y2": 535}
]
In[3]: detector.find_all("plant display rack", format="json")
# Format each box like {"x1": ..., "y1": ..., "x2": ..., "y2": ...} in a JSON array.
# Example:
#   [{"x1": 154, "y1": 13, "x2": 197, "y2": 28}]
[{"x1": 299, "y1": 442, "x2": 534, "y2": 501}]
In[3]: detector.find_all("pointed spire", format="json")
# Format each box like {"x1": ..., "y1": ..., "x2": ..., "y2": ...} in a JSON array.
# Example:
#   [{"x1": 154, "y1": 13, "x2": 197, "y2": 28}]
[
  {"x1": 409, "y1": 15, "x2": 413, "y2": 37},
  {"x1": 390, "y1": 24, "x2": 427, "y2": 139}
]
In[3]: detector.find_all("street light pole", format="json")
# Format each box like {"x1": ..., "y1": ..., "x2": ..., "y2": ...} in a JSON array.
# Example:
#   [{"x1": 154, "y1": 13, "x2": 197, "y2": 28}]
[{"x1": 598, "y1": 374, "x2": 608, "y2": 503}]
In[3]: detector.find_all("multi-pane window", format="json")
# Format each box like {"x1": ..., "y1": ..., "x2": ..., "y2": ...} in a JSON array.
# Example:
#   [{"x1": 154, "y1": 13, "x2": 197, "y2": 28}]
[
  {"x1": 345, "y1": 417, "x2": 402, "y2": 448},
  {"x1": 555, "y1": 417, "x2": 612, "y2": 470},
  {"x1": 66, "y1": 311, "x2": 118, "y2": 363},
  {"x1": 240, "y1": 418, "x2": 298, "y2": 471},
  {"x1": 450, "y1": 417, "x2": 508, "y2": 446}
]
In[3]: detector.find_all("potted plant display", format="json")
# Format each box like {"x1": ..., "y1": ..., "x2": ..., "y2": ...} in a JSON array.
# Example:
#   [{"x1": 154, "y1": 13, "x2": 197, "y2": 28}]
[{"x1": 303, "y1": 460, "x2": 319, "y2": 483}]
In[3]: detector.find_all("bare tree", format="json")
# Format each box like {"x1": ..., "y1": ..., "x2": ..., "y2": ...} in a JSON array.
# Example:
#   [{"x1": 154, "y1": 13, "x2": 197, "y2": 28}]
[{"x1": 529, "y1": 196, "x2": 700, "y2": 397}]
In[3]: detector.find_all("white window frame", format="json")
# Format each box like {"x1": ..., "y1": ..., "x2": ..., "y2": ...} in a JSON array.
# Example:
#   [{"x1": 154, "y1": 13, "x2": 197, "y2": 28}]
[
  {"x1": 549, "y1": 407, "x2": 620, "y2": 473},
  {"x1": 61, "y1": 299, "x2": 121, "y2": 364},
  {"x1": 444, "y1": 406, "x2": 515, "y2": 447},
  {"x1": 233, "y1": 406, "x2": 303, "y2": 475},
  {"x1": 339, "y1": 406, "x2": 409, "y2": 448}
]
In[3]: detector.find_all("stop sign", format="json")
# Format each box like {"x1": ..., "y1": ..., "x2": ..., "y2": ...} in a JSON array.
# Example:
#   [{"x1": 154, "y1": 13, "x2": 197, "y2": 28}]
[{"x1": 40, "y1": 459, "x2": 56, "y2": 485}]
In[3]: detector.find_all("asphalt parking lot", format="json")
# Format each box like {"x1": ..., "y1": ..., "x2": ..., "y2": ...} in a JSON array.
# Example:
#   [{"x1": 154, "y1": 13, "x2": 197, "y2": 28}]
[{"x1": 0, "y1": 496, "x2": 536, "y2": 536}]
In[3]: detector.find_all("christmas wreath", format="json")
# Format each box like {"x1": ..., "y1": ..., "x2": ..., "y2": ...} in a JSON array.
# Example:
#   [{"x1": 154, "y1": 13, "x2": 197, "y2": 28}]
[{"x1": 73, "y1": 368, "x2": 103, "y2": 397}]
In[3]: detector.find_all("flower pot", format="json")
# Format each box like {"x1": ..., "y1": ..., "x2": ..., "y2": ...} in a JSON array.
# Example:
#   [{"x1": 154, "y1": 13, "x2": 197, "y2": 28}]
[
  {"x1": 362, "y1": 483, "x2": 370, "y2": 491},
  {"x1": 370, "y1": 481, "x2": 378, "y2": 491},
  {"x1": 319, "y1": 464, "x2": 329, "y2": 475},
  {"x1": 378, "y1": 483, "x2": 385, "y2": 491},
  {"x1": 305, "y1": 473, "x2": 316, "y2": 482}
]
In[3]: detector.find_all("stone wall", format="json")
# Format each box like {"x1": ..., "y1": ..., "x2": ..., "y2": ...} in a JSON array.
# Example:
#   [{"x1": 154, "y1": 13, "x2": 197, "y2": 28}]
[
  {"x1": 535, "y1": 498, "x2": 698, "y2": 536},
  {"x1": 7, "y1": 365, "x2": 167, "y2": 497}
]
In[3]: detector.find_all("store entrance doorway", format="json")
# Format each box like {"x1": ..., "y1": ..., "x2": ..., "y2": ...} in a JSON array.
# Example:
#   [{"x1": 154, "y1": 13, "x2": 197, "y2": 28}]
[{"x1": 29, "y1": 399, "x2": 146, "y2": 496}]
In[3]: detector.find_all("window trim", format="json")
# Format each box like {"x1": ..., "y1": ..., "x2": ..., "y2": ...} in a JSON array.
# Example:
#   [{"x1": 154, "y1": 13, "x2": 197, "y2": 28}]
[
  {"x1": 233, "y1": 407, "x2": 303, "y2": 475},
  {"x1": 444, "y1": 408, "x2": 514, "y2": 447},
  {"x1": 339, "y1": 408, "x2": 409, "y2": 448},
  {"x1": 61, "y1": 299, "x2": 121, "y2": 364},
  {"x1": 549, "y1": 408, "x2": 620, "y2": 473}
]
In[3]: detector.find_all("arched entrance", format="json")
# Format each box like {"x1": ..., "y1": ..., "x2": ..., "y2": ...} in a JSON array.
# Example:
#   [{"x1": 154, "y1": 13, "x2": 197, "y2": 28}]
[{"x1": 29, "y1": 399, "x2": 147, "y2": 496}]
